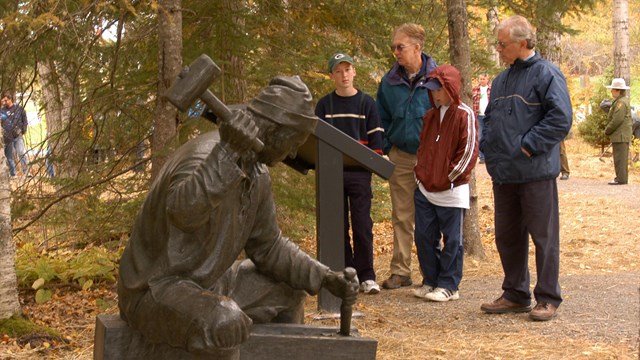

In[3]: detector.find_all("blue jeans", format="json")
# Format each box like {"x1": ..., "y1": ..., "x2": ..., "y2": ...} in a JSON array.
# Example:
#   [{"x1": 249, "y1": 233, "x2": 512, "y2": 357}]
[
  {"x1": 4, "y1": 136, "x2": 28, "y2": 177},
  {"x1": 414, "y1": 190, "x2": 464, "y2": 291},
  {"x1": 477, "y1": 115, "x2": 485, "y2": 160}
]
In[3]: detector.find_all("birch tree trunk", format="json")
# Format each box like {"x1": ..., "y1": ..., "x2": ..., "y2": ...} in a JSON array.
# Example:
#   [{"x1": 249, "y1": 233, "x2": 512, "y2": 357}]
[
  {"x1": 447, "y1": 0, "x2": 484, "y2": 259},
  {"x1": 487, "y1": 6, "x2": 500, "y2": 67},
  {"x1": 612, "y1": 0, "x2": 630, "y2": 84},
  {"x1": 151, "y1": 0, "x2": 182, "y2": 181},
  {"x1": 0, "y1": 138, "x2": 20, "y2": 319}
]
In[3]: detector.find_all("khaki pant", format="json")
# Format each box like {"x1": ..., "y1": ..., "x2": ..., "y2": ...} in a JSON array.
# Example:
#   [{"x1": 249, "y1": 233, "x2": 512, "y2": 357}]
[
  {"x1": 387, "y1": 146, "x2": 417, "y2": 277},
  {"x1": 560, "y1": 140, "x2": 570, "y2": 175}
]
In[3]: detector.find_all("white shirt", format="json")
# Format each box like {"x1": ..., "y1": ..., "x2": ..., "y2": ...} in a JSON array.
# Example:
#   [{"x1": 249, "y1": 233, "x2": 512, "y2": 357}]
[{"x1": 479, "y1": 85, "x2": 489, "y2": 116}]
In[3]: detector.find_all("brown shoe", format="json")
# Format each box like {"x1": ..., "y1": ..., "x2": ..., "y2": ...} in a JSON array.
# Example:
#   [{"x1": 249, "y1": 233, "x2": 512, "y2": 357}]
[
  {"x1": 381, "y1": 274, "x2": 412, "y2": 289},
  {"x1": 529, "y1": 302, "x2": 557, "y2": 321},
  {"x1": 480, "y1": 296, "x2": 532, "y2": 314}
]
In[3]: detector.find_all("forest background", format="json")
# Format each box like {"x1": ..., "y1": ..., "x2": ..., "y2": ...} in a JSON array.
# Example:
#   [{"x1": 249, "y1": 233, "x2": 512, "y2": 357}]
[{"x1": 0, "y1": 0, "x2": 639, "y2": 358}]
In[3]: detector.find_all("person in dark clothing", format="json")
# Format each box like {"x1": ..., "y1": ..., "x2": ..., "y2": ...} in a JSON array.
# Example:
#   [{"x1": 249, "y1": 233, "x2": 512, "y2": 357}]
[
  {"x1": 118, "y1": 76, "x2": 359, "y2": 355},
  {"x1": 1, "y1": 93, "x2": 29, "y2": 177},
  {"x1": 412, "y1": 65, "x2": 478, "y2": 302},
  {"x1": 315, "y1": 53, "x2": 384, "y2": 295},
  {"x1": 376, "y1": 23, "x2": 437, "y2": 290},
  {"x1": 479, "y1": 15, "x2": 572, "y2": 321}
]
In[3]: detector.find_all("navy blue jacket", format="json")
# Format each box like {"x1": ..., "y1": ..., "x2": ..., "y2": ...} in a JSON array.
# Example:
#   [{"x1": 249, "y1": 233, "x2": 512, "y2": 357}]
[
  {"x1": 0, "y1": 104, "x2": 28, "y2": 143},
  {"x1": 376, "y1": 53, "x2": 437, "y2": 155},
  {"x1": 480, "y1": 53, "x2": 572, "y2": 184}
]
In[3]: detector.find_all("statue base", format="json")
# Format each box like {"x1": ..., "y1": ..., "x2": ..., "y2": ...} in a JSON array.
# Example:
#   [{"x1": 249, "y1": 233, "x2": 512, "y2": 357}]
[{"x1": 94, "y1": 314, "x2": 377, "y2": 359}]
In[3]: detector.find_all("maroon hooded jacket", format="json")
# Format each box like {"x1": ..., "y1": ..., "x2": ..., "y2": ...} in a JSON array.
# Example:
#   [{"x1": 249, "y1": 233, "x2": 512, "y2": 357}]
[{"x1": 414, "y1": 64, "x2": 478, "y2": 192}]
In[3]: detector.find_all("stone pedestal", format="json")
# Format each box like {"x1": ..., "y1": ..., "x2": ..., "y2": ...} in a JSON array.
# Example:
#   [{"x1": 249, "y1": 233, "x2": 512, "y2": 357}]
[{"x1": 94, "y1": 314, "x2": 377, "y2": 360}]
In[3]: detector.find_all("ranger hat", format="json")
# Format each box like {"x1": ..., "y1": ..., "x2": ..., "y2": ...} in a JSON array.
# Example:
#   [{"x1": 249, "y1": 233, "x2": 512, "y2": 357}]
[{"x1": 606, "y1": 78, "x2": 630, "y2": 90}]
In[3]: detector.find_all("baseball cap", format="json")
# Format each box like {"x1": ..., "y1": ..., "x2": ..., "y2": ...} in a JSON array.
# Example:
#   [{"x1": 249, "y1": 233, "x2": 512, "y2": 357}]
[
  {"x1": 328, "y1": 53, "x2": 354, "y2": 73},
  {"x1": 425, "y1": 78, "x2": 442, "y2": 90}
]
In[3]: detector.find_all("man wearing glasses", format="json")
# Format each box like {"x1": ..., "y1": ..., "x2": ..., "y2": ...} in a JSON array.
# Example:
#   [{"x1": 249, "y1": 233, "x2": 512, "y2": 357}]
[
  {"x1": 479, "y1": 15, "x2": 572, "y2": 321},
  {"x1": 376, "y1": 23, "x2": 437, "y2": 290}
]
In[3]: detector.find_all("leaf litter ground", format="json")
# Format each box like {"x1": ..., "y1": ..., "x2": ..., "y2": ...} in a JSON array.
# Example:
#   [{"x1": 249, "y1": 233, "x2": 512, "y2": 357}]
[{"x1": 2, "y1": 137, "x2": 639, "y2": 359}]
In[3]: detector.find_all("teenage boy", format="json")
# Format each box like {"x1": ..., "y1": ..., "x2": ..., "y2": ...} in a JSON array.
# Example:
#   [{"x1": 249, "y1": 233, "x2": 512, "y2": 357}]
[
  {"x1": 315, "y1": 53, "x2": 384, "y2": 294},
  {"x1": 412, "y1": 64, "x2": 478, "y2": 302}
]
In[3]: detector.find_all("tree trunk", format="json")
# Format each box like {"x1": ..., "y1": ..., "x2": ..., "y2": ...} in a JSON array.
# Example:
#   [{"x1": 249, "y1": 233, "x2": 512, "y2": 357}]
[
  {"x1": 487, "y1": 6, "x2": 500, "y2": 67},
  {"x1": 37, "y1": 60, "x2": 78, "y2": 178},
  {"x1": 0, "y1": 137, "x2": 20, "y2": 319},
  {"x1": 151, "y1": 0, "x2": 183, "y2": 181},
  {"x1": 537, "y1": 12, "x2": 562, "y2": 64},
  {"x1": 446, "y1": 0, "x2": 484, "y2": 259},
  {"x1": 221, "y1": 0, "x2": 247, "y2": 104},
  {"x1": 612, "y1": 0, "x2": 630, "y2": 84}
]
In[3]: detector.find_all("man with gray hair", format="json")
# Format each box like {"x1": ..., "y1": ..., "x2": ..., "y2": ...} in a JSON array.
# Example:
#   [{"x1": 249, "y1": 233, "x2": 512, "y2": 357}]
[
  {"x1": 118, "y1": 76, "x2": 359, "y2": 355},
  {"x1": 479, "y1": 15, "x2": 572, "y2": 321},
  {"x1": 376, "y1": 23, "x2": 437, "y2": 290}
]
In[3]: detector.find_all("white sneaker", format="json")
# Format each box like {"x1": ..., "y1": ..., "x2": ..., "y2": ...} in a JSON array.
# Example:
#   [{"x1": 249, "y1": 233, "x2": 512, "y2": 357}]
[
  {"x1": 412, "y1": 285, "x2": 435, "y2": 299},
  {"x1": 360, "y1": 280, "x2": 380, "y2": 294},
  {"x1": 424, "y1": 287, "x2": 459, "y2": 302}
]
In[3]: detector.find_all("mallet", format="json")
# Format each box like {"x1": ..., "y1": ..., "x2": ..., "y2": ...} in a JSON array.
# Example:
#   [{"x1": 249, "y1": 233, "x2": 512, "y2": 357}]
[{"x1": 163, "y1": 54, "x2": 264, "y2": 153}]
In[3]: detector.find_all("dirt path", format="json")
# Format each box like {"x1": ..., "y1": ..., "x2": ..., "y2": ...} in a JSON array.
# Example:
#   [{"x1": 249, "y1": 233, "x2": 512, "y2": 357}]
[
  {"x1": 307, "y1": 149, "x2": 640, "y2": 359},
  {"x1": 6, "y1": 138, "x2": 640, "y2": 359}
]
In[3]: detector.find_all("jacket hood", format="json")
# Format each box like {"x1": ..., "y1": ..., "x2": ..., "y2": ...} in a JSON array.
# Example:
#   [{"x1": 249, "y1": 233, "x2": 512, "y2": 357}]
[{"x1": 426, "y1": 64, "x2": 462, "y2": 107}]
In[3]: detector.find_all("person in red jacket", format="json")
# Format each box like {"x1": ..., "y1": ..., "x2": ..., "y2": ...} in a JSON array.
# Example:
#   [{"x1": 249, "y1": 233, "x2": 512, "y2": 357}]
[{"x1": 412, "y1": 64, "x2": 478, "y2": 302}]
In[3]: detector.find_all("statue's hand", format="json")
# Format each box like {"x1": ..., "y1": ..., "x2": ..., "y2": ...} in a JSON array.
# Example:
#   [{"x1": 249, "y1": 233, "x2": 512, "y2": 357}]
[
  {"x1": 322, "y1": 270, "x2": 359, "y2": 306},
  {"x1": 187, "y1": 297, "x2": 253, "y2": 351},
  {"x1": 219, "y1": 109, "x2": 259, "y2": 156}
]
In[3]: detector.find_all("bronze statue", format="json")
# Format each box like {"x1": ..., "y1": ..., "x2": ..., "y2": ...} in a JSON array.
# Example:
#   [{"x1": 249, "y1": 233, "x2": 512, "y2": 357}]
[{"x1": 117, "y1": 75, "x2": 359, "y2": 354}]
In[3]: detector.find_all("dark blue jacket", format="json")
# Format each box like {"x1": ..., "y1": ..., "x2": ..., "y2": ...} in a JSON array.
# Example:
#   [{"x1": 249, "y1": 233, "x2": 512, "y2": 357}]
[
  {"x1": 481, "y1": 53, "x2": 572, "y2": 184},
  {"x1": 0, "y1": 104, "x2": 28, "y2": 143},
  {"x1": 376, "y1": 53, "x2": 437, "y2": 155}
]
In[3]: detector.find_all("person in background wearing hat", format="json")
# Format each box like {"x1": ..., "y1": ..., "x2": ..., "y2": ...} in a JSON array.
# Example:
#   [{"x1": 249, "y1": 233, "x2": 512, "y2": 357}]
[
  {"x1": 118, "y1": 76, "x2": 359, "y2": 355},
  {"x1": 376, "y1": 23, "x2": 437, "y2": 290},
  {"x1": 479, "y1": 15, "x2": 572, "y2": 321},
  {"x1": 315, "y1": 53, "x2": 384, "y2": 295},
  {"x1": 604, "y1": 78, "x2": 632, "y2": 185},
  {"x1": 412, "y1": 65, "x2": 478, "y2": 302}
]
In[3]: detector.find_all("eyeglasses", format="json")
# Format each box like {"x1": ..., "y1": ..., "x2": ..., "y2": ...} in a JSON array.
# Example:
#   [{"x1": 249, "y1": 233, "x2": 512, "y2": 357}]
[
  {"x1": 495, "y1": 40, "x2": 515, "y2": 49},
  {"x1": 390, "y1": 44, "x2": 410, "y2": 52}
]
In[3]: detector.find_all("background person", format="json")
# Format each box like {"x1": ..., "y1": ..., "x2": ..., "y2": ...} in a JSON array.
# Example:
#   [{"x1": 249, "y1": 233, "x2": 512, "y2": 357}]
[
  {"x1": 315, "y1": 53, "x2": 384, "y2": 295},
  {"x1": 472, "y1": 73, "x2": 490, "y2": 164},
  {"x1": 479, "y1": 15, "x2": 572, "y2": 322},
  {"x1": 376, "y1": 23, "x2": 437, "y2": 290},
  {"x1": 604, "y1": 78, "x2": 632, "y2": 185},
  {"x1": 0, "y1": 92, "x2": 29, "y2": 177},
  {"x1": 559, "y1": 139, "x2": 570, "y2": 180}
]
